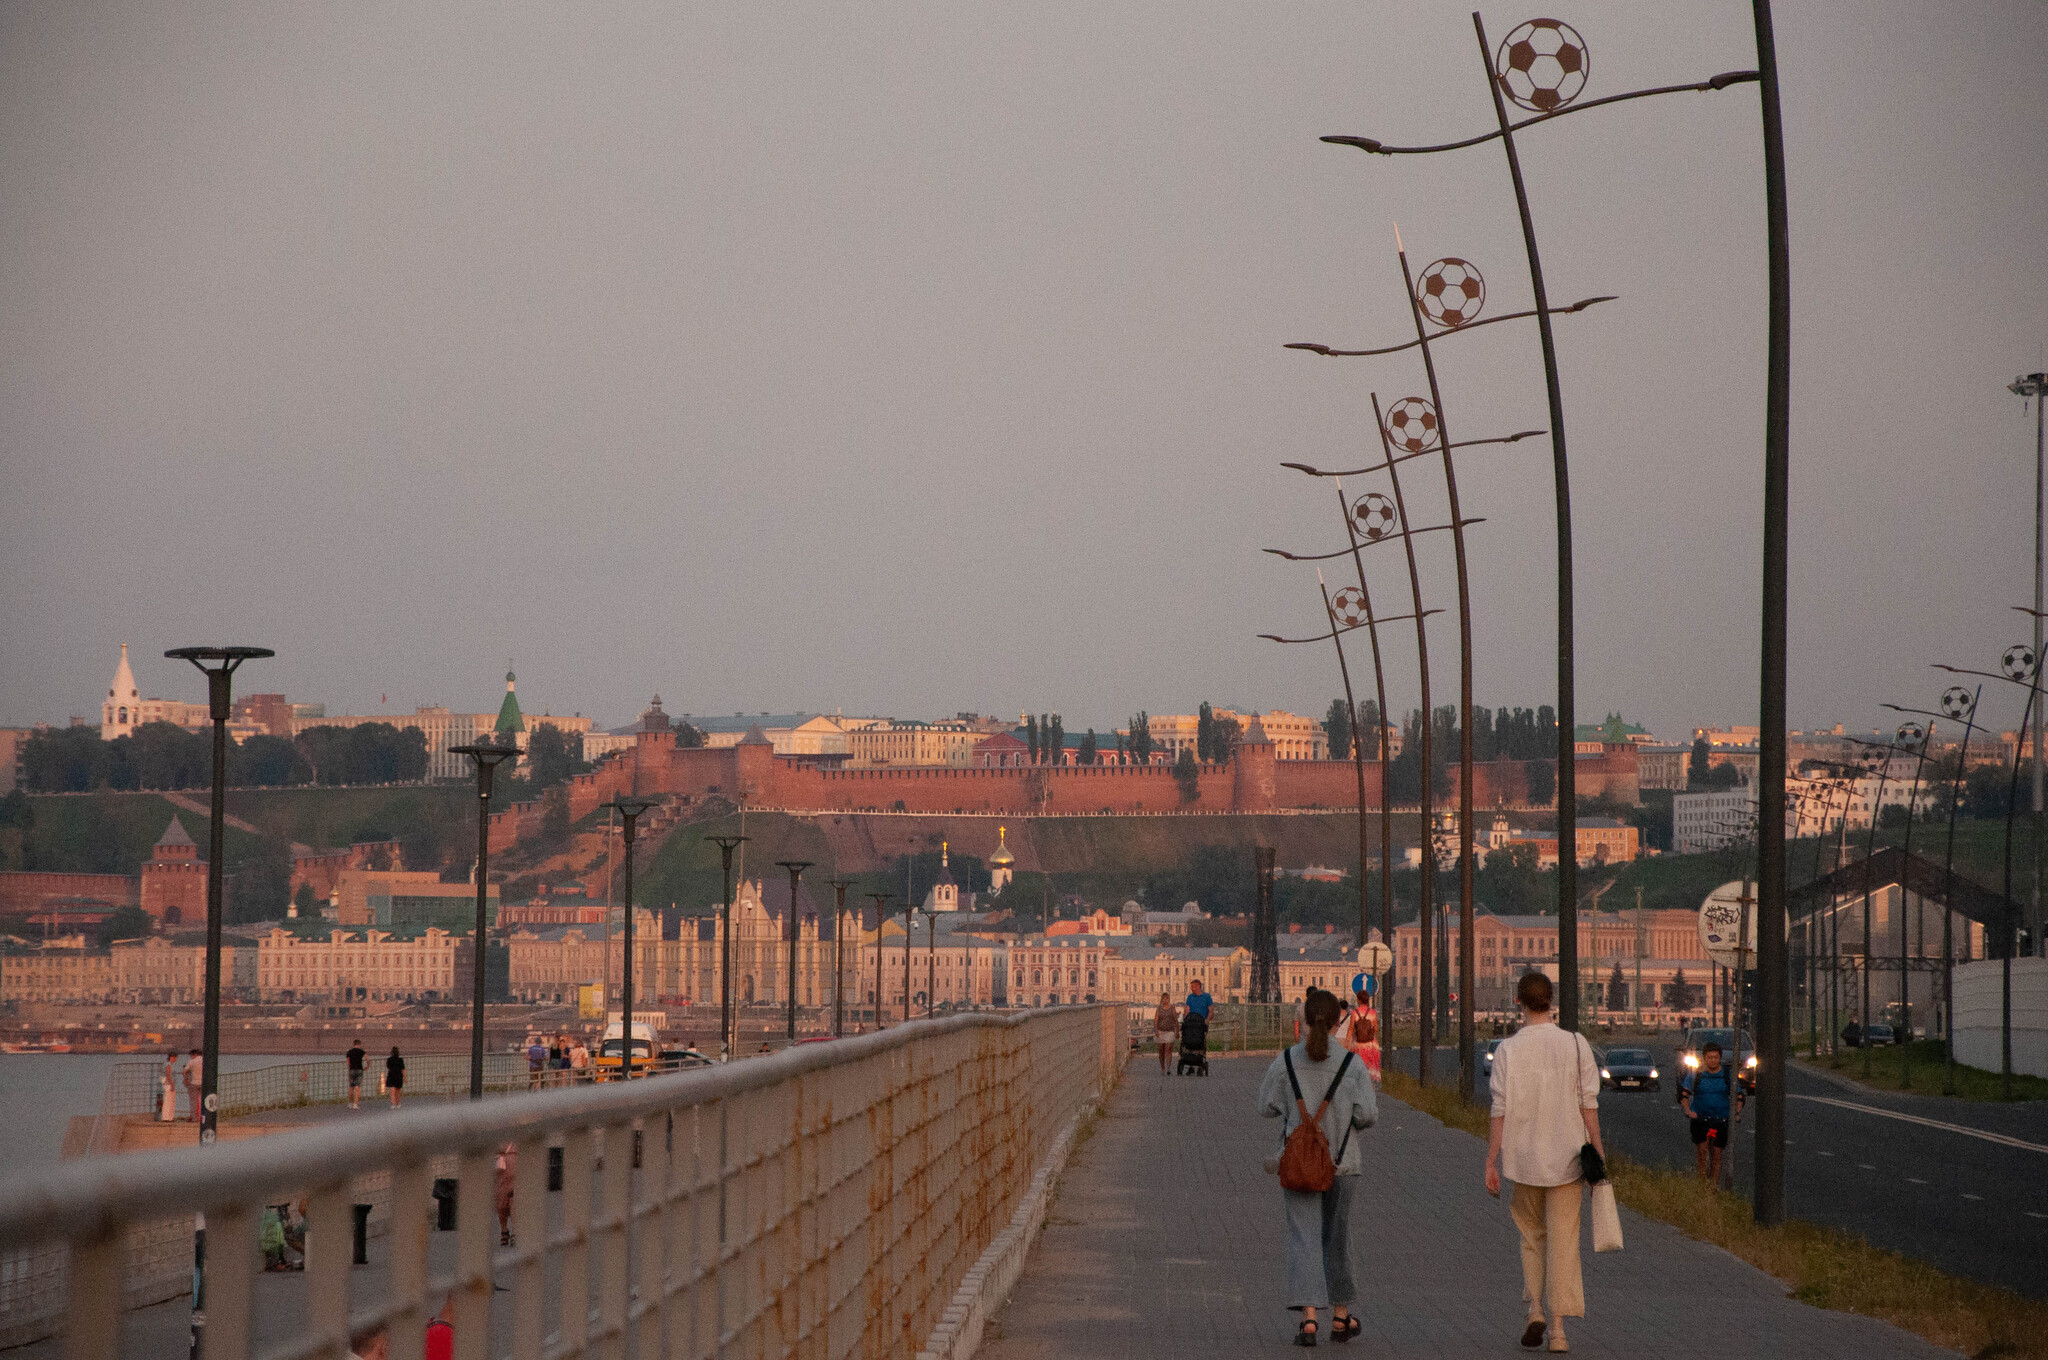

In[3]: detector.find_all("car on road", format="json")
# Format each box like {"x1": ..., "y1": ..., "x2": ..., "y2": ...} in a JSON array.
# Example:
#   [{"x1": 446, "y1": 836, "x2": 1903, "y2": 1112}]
[
  {"x1": 1597, "y1": 1047, "x2": 1659, "y2": 1092},
  {"x1": 1678, "y1": 1027, "x2": 1756, "y2": 1096},
  {"x1": 1480, "y1": 1038, "x2": 1502, "y2": 1073}
]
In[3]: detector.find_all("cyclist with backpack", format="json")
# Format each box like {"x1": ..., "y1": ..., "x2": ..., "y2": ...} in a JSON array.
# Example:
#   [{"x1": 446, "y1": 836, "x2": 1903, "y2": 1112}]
[{"x1": 1256, "y1": 988, "x2": 1378, "y2": 1347}]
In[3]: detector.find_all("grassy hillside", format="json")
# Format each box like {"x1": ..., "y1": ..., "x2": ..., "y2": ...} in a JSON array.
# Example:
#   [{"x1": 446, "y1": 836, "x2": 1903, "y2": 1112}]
[
  {"x1": 222, "y1": 785, "x2": 474, "y2": 860},
  {"x1": 19, "y1": 792, "x2": 269, "y2": 875}
]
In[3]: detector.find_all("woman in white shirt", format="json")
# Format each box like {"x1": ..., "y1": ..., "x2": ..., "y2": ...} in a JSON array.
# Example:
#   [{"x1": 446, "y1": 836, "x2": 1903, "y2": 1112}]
[{"x1": 1484, "y1": 972, "x2": 1602, "y2": 1354}]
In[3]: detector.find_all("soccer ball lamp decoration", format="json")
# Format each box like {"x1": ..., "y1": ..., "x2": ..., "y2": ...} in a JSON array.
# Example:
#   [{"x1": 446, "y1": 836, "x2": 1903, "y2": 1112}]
[
  {"x1": 1940, "y1": 686, "x2": 1974, "y2": 721},
  {"x1": 1895, "y1": 722, "x2": 1925, "y2": 750},
  {"x1": 1383, "y1": 397, "x2": 1441, "y2": 452},
  {"x1": 1352, "y1": 492, "x2": 1401, "y2": 541},
  {"x1": 1331, "y1": 587, "x2": 1370, "y2": 628},
  {"x1": 2002, "y1": 643, "x2": 2038, "y2": 683},
  {"x1": 1495, "y1": 18, "x2": 1590, "y2": 113},
  {"x1": 1416, "y1": 258, "x2": 1486, "y2": 328}
]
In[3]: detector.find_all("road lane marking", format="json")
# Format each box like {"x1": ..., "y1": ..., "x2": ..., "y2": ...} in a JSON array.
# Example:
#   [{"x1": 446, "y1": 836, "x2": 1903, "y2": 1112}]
[
  {"x1": 1962, "y1": 1194, "x2": 1984, "y2": 1201},
  {"x1": 1907, "y1": 1178, "x2": 1928, "y2": 1184},
  {"x1": 2028, "y1": 1212, "x2": 2047, "y2": 1220},
  {"x1": 1857, "y1": 1163, "x2": 1876, "y2": 1170},
  {"x1": 1789, "y1": 1094, "x2": 2048, "y2": 1155},
  {"x1": 1815, "y1": 1150, "x2": 1834, "y2": 1156}
]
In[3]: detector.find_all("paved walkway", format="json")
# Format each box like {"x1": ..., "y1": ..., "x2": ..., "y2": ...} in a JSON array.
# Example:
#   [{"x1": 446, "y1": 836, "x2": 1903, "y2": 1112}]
[{"x1": 980, "y1": 1053, "x2": 1956, "y2": 1359}]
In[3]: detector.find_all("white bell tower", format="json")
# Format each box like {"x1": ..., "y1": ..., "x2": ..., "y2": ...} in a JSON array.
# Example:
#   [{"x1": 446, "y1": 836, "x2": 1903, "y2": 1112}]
[{"x1": 102, "y1": 643, "x2": 141, "y2": 738}]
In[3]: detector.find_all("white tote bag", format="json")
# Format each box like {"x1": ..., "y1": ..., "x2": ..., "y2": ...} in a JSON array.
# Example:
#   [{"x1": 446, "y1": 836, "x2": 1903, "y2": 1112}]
[{"x1": 1590, "y1": 1181, "x2": 1624, "y2": 1253}]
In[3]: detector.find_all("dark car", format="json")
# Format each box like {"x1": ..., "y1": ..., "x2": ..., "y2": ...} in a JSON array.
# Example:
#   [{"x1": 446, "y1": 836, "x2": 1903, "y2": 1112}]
[
  {"x1": 1864, "y1": 1023, "x2": 1897, "y2": 1047},
  {"x1": 1598, "y1": 1047, "x2": 1659, "y2": 1092}
]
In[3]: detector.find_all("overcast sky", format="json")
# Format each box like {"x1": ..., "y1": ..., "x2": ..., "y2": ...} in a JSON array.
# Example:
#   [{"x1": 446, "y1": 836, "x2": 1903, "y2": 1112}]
[{"x1": 3, "y1": 3, "x2": 2044, "y2": 743}]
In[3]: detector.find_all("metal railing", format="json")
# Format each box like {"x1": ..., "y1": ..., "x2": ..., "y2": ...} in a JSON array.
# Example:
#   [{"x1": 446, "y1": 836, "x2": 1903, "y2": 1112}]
[
  {"x1": 97, "y1": 1056, "x2": 537, "y2": 1129},
  {"x1": 0, "y1": 1007, "x2": 1121, "y2": 1360},
  {"x1": 1122, "y1": 1002, "x2": 1294, "y2": 1053}
]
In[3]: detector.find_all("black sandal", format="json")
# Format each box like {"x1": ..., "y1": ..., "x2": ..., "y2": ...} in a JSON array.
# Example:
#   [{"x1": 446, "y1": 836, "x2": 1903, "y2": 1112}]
[
  {"x1": 1331, "y1": 1314, "x2": 1360, "y2": 1342},
  {"x1": 1294, "y1": 1319, "x2": 1318, "y2": 1347}
]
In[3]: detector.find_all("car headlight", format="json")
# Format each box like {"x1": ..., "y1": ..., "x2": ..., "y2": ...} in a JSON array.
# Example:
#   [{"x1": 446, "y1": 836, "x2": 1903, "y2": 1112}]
[
  {"x1": 1745, "y1": 1055, "x2": 1758, "y2": 1068},
  {"x1": 1600, "y1": 1068, "x2": 1611, "y2": 1080},
  {"x1": 1649, "y1": 1068, "x2": 1659, "y2": 1079},
  {"x1": 1683, "y1": 1054, "x2": 1699, "y2": 1068}
]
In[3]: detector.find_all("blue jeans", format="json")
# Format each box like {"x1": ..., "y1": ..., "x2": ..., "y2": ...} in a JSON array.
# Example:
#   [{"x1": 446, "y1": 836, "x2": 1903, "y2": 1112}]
[{"x1": 1283, "y1": 1176, "x2": 1357, "y2": 1311}]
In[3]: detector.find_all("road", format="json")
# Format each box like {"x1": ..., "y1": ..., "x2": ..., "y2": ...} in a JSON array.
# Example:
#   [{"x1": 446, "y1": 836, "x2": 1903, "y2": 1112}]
[{"x1": 1401, "y1": 1041, "x2": 2048, "y2": 1299}]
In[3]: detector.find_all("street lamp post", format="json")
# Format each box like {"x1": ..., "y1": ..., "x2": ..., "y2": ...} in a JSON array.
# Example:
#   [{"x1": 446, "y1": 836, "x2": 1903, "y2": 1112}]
[
  {"x1": 2013, "y1": 374, "x2": 2047, "y2": 957},
  {"x1": 775, "y1": 861, "x2": 813, "y2": 1043},
  {"x1": 706, "y1": 834, "x2": 748, "y2": 1059},
  {"x1": 165, "y1": 646, "x2": 272, "y2": 1142},
  {"x1": 925, "y1": 905, "x2": 938, "y2": 1019},
  {"x1": 450, "y1": 741, "x2": 521, "y2": 1098},
  {"x1": 827, "y1": 877, "x2": 854, "y2": 1036},
  {"x1": 867, "y1": 893, "x2": 893, "y2": 1028},
  {"x1": 165, "y1": 644, "x2": 269, "y2": 1360},
  {"x1": 607, "y1": 799, "x2": 658, "y2": 1080},
  {"x1": 901, "y1": 899, "x2": 917, "y2": 1024}
]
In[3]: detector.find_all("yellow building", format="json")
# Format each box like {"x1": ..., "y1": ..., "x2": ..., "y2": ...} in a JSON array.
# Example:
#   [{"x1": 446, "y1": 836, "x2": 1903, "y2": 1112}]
[
  {"x1": 845, "y1": 720, "x2": 986, "y2": 768},
  {"x1": 1, "y1": 945, "x2": 115, "y2": 1003},
  {"x1": 256, "y1": 927, "x2": 461, "y2": 1002},
  {"x1": 1132, "y1": 709, "x2": 1328, "y2": 762},
  {"x1": 1100, "y1": 944, "x2": 1251, "y2": 1004}
]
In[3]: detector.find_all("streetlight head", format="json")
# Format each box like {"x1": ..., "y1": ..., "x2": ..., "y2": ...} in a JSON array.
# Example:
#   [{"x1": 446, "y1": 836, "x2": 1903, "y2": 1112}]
[
  {"x1": 1320, "y1": 135, "x2": 1386, "y2": 153},
  {"x1": 1280, "y1": 461, "x2": 1323, "y2": 476},
  {"x1": 606, "y1": 796, "x2": 659, "y2": 818},
  {"x1": 1284, "y1": 343, "x2": 1334, "y2": 355},
  {"x1": 166, "y1": 645, "x2": 274, "y2": 667},
  {"x1": 2009, "y1": 373, "x2": 2047, "y2": 397}
]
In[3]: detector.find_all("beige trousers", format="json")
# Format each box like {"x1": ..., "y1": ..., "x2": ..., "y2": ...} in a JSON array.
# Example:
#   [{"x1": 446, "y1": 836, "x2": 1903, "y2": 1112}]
[{"x1": 1510, "y1": 1181, "x2": 1584, "y2": 1319}]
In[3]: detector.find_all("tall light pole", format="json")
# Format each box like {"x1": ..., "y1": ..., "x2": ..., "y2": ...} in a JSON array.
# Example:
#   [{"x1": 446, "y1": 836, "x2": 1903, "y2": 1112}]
[
  {"x1": 707, "y1": 834, "x2": 747, "y2": 1059},
  {"x1": 165, "y1": 646, "x2": 272, "y2": 1141},
  {"x1": 827, "y1": 877, "x2": 854, "y2": 1036},
  {"x1": 165, "y1": 644, "x2": 269, "y2": 1360},
  {"x1": 450, "y1": 740, "x2": 520, "y2": 1098},
  {"x1": 775, "y1": 860, "x2": 812, "y2": 1043},
  {"x1": 607, "y1": 799, "x2": 658, "y2": 1079},
  {"x1": 867, "y1": 893, "x2": 893, "y2": 1028},
  {"x1": 2012, "y1": 373, "x2": 2046, "y2": 954}
]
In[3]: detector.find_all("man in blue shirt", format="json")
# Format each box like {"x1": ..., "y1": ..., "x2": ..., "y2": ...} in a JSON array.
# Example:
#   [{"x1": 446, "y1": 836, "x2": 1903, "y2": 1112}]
[
  {"x1": 1185, "y1": 980, "x2": 1214, "y2": 1021},
  {"x1": 1680, "y1": 1042, "x2": 1743, "y2": 1182}
]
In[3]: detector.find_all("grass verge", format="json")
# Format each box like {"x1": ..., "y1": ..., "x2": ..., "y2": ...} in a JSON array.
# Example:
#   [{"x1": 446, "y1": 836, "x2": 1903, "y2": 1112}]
[
  {"x1": 1802, "y1": 1039, "x2": 2048, "y2": 1102},
  {"x1": 1380, "y1": 1069, "x2": 2048, "y2": 1358}
]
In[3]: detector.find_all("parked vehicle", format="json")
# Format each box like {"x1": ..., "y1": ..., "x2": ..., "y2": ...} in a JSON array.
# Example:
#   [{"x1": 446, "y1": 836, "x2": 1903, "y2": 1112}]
[{"x1": 1864, "y1": 1023, "x2": 1897, "y2": 1047}]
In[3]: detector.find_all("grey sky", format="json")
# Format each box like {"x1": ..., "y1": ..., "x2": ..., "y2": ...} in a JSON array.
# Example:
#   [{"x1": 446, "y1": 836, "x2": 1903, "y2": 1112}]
[{"x1": 3, "y1": 3, "x2": 2044, "y2": 742}]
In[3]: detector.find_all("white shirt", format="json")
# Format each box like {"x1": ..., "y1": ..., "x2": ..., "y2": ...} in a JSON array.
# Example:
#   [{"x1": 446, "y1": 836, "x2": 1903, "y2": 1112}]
[{"x1": 1488, "y1": 1015, "x2": 1598, "y2": 1188}]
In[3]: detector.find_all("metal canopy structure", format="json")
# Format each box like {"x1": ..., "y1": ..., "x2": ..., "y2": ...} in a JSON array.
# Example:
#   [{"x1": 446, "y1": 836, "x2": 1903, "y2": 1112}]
[{"x1": 1791, "y1": 845, "x2": 2022, "y2": 936}]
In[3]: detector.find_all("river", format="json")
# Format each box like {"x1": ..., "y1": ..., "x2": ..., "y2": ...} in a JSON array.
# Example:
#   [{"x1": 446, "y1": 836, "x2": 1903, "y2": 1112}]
[{"x1": 0, "y1": 1053, "x2": 304, "y2": 1171}]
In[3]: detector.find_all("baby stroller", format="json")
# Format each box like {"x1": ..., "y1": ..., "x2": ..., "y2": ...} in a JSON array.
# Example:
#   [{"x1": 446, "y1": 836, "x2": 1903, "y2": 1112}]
[{"x1": 1176, "y1": 1011, "x2": 1210, "y2": 1076}]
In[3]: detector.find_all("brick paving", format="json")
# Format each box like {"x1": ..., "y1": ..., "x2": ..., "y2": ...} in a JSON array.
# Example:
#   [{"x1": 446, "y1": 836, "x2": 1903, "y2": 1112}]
[{"x1": 978, "y1": 1052, "x2": 1956, "y2": 1359}]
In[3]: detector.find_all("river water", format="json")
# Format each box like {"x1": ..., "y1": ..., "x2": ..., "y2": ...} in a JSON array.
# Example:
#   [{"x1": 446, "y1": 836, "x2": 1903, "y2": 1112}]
[{"x1": 0, "y1": 1054, "x2": 302, "y2": 1171}]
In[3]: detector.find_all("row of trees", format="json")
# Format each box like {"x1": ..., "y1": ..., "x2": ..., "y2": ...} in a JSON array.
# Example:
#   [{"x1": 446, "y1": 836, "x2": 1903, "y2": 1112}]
[
  {"x1": 20, "y1": 722, "x2": 424, "y2": 792},
  {"x1": 1323, "y1": 699, "x2": 1561, "y2": 766}
]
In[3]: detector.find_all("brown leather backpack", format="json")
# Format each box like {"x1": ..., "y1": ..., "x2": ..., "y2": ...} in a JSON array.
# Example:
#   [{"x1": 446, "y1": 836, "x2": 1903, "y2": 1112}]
[{"x1": 1277, "y1": 1049, "x2": 1354, "y2": 1193}]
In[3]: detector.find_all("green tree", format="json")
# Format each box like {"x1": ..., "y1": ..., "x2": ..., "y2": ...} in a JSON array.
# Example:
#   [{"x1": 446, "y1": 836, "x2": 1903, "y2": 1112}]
[
  {"x1": 1526, "y1": 759, "x2": 1556, "y2": 807},
  {"x1": 20, "y1": 726, "x2": 111, "y2": 792},
  {"x1": 1668, "y1": 969, "x2": 1696, "y2": 1012},
  {"x1": 1607, "y1": 961, "x2": 1628, "y2": 1011},
  {"x1": 0, "y1": 788, "x2": 32, "y2": 829},
  {"x1": 1026, "y1": 715, "x2": 1040, "y2": 763},
  {"x1": 1173, "y1": 748, "x2": 1201, "y2": 803},
  {"x1": 1049, "y1": 714, "x2": 1065, "y2": 765},
  {"x1": 1128, "y1": 712, "x2": 1154, "y2": 764},
  {"x1": 230, "y1": 735, "x2": 308, "y2": 786},
  {"x1": 676, "y1": 721, "x2": 706, "y2": 749},
  {"x1": 119, "y1": 722, "x2": 211, "y2": 790},
  {"x1": 1197, "y1": 702, "x2": 1215, "y2": 763},
  {"x1": 539, "y1": 786, "x2": 571, "y2": 847},
  {"x1": 526, "y1": 722, "x2": 589, "y2": 792},
  {"x1": 293, "y1": 882, "x2": 318, "y2": 915},
  {"x1": 227, "y1": 835, "x2": 296, "y2": 924},
  {"x1": 1078, "y1": 729, "x2": 1098, "y2": 765},
  {"x1": 1324, "y1": 699, "x2": 1352, "y2": 762},
  {"x1": 97, "y1": 905, "x2": 157, "y2": 947},
  {"x1": 1688, "y1": 735, "x2": 1712, "y2": 788}
]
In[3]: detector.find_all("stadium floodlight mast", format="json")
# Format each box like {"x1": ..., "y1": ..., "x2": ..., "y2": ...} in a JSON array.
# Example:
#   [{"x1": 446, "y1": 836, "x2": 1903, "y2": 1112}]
[
  {"x1": 449, "y1": 739, "x2": 522, "y2": 1098},
  {"x1": 164, "y1": 644, "x2": 269, "y2": 1360},
  {"x1": 1314, "y1": 6, "x2": 1791, "y2": 1225}
]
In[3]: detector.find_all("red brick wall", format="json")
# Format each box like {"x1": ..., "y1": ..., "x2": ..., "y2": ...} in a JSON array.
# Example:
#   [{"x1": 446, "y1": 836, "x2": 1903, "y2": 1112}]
[
  {"x1": 0, "y1": 871, "x2": 140, "y2": 914},
  {"x1": 140, "y1": 860, "x2": 207, "y2": 925}
]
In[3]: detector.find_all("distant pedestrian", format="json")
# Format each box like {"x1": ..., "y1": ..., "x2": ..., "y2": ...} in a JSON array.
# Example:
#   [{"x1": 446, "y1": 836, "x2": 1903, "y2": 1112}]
[
  {"x1": 494, "y1": 1142, "x2": 518, "y2": 1246},
  {"x1": 1257, "y1": 988, "x2": 1376, "y2": 1347},
  {"x1": 1485, "y1": 972, "x2": 1602, "y2": 1354},
  {"x1": 385, "y1": 1046, "x2": 405, "y2": 1108},
  {"x1": 527, "y1": 1036, "x2": 548, "y2": 1089},
  {"x1": 1840, "y1": 1018, "x2": 1863, "y2": 1051},
  {"x1": 1153, "y1": 992, "x2": 1179, "y2": 1075},
  {"x1": 570, "y1": 1037, "x2": 590, "y2": 1081},
  {"x1": 159, "y1": 1053, "x2": 178, "y2": 1122},
  {"x1": 1342, "y1": 986, "x2": 1382, "y2": 1086},
  {"x1": 346, "y1": 1039, "x2": 366, "y2": 1109},
  {"x1": 1679, "y1": 1041, "x2": 1742, "y2": 1182},
  {"x1": 183, "y1": 1049, "x2": 204, "y2": 1124}
]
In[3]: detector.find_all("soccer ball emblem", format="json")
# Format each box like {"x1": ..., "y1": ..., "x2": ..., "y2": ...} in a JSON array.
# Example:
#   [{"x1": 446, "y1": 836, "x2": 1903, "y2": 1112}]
[
  {"x1": 1940, "y1": 686, "x2": 1973, "y2": 720},
  {"x1": 1496, "y1": 19, "x2": 1590, "y2": 113},
  {"x1": 1352, "y1": 493, "x2": 1400, "y2": 541},
  {"x1": 1384, "y1": 397, "x2": 1440, "y2": 452},
  {"x1": 1417, "y1": 258, "x2": 1486, "y2": 328},
  {"x1": 1331, "y1": 588, "x2": 1370, "y2": 628},
  {"x1": 2002, "y1": 644, "x2": 2038, "y2": 682},
  {"x1": 1895, "y1": 722, "x2": 1924, "y2": 749}
]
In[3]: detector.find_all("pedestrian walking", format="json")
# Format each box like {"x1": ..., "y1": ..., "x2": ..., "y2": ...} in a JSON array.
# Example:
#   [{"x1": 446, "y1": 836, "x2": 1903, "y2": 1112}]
[
  {"x1": 1185, "y1": 978, "x2": 1214, "y2": 1022},
  {"x1": 1257, "y1": 988, "x2": 1377, "y2": 1347},
  {"x1": 183, "y1": 1049, "x2": 204, "y2": 1124},
  {"x1": 385, "y1": 1046, "x2": 405, "y2": 1108},
  {"x1": 1342, "y1": 985, "x2": 1382, "y2": 1086},
  {"x1": 1153, "y1": 992, "x2": 1179, "y2": 1075},
  {"x1": 570, "y1": 1036, "x2": 590, "y2": 1082},
  {"x1": 1678, "y1": 1041, "x2": 1742, "y2": 1182},
  {"x1": 346, "y1": 1039, "x2": 366, "y2": 1109},
  {"x1": 494, "y1": 1142, "x2": 518, "y2": 1245},
  {"x1": 159, "y1": 1053, "x2": 178, "y2": 1122},
  {"x1": 527, "y1": 1035, "x2": 548, "y2": 1089},
  {"x1": 1484, "y1": 972, "x2": 1603, "y2": 1353}
]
